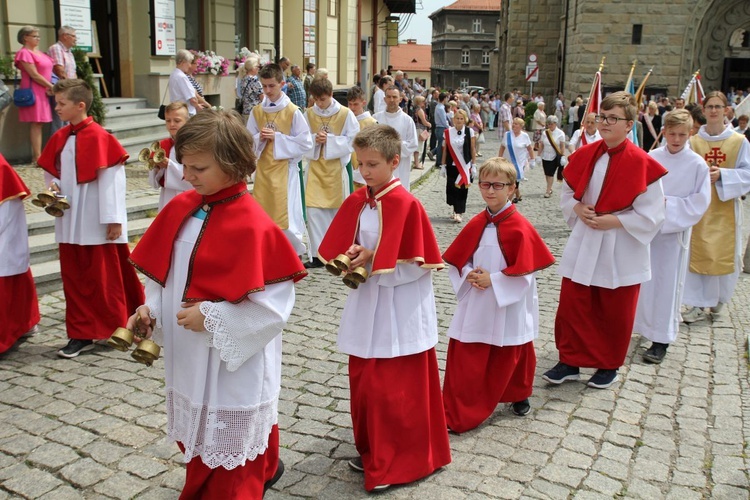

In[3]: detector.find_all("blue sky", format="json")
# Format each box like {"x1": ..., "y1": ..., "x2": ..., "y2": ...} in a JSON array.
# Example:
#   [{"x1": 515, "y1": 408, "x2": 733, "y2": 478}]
[{"x1": 399, "y1": 0, "x2": 454, "y2": 45}]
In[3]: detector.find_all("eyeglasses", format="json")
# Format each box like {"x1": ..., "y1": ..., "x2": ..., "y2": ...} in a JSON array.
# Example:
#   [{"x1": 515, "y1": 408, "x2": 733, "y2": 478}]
[
  {"x1": 478, "y1": 181, "x2": 511, "y2": 191},
  {"x1": 594, "y1": 114, "x2": 629, "y2": 125},
  {"x1": 705, "y1": 104, "x2": 726, "y2": 111},
  {"x1": 26, "y1": 35, "x2": 40, "y2": 39}
]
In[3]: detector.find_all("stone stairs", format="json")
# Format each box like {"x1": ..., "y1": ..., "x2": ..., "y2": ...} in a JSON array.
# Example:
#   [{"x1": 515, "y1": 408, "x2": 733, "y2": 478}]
[
  {"x1": 103, "y1": 98, "x2": 165, "y2": 162},
  {"x1": 29, "y1": 194, "x2": 160, "y2": 295}
]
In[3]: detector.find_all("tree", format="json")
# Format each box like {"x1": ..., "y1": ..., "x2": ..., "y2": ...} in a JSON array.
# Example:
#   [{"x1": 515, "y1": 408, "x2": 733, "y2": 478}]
[{"x1": 73, "y1": 48, "x2": 106, "y2": 125}]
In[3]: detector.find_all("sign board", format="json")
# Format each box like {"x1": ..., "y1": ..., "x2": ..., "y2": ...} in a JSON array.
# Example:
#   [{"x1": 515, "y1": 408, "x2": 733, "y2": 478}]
[
  {"x1": 525, "y1": 65, "x2": 539, "y2": 82},
  {"x1": 59, "y1": 0, "x2": 93, "y2": 52},
  {"x1": 151, "y1": 0, "x2": 176, "y2": 56}
]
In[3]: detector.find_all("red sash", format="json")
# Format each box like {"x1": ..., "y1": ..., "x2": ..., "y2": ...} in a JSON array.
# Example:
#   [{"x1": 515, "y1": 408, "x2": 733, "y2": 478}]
[{"x1": 443, "y1": 204, "x2": 555, "y2": 276}]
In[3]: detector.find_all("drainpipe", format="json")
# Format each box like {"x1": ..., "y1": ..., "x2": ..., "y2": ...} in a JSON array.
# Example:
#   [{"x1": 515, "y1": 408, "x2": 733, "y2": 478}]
[
  {"x1": 561, "y1": 0, "x2": 569, "y2": 93},
  {"x1": 274, "y1": 0, "x2": 281, "y2": 62}
]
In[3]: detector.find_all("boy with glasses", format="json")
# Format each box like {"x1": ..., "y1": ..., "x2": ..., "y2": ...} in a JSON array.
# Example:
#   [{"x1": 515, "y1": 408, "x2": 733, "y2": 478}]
[
  {"x1": 544, "y1": 91, "x2": 667, "y2": 389},
  {"x1": 442, "y1": 158, "x2": 554, "y2": 429}
]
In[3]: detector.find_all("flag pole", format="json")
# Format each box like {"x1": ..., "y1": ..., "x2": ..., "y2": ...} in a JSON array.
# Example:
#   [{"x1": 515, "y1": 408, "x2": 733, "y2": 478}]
[{"x1": 624, "y1": 60, "x2": 636, "y2": 91}]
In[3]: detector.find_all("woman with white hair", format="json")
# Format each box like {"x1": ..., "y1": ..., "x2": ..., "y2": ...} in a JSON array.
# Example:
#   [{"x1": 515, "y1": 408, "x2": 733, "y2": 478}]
[
  {"x1": 169, "y1": 49, "x2": 202, "y2": 115},
  {"x1": 540, "y1": 115, "x2": 567, "y2": 198},
  {"x1": 237, "y1": 55, "x2": 262, "y2": 117},
  {"x1": 532, "y1": 101, "x2": 546, "y2": 150}
]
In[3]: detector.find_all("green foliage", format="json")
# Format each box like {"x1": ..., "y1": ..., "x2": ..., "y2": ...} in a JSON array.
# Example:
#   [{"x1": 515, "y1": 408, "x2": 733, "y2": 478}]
[
  {"x1": 524, "y1": 101, "x2": 537, "y2": 131},
  {"x1": 0, "y1": 56, "x2": 15, "y2": 79},
  {"x1": 72, "y1": 48, "x2": 106, "y2": 125}
]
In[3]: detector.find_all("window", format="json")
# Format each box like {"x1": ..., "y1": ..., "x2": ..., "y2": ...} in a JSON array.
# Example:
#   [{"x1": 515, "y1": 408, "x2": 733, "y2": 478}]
[
  {"x1": 328, "y1": 0, "x2": 337, "y2": 17},
  {"x1": 185, "y1": 0, "x2": 204, "y2": 51},
  {"x1": 482, "y1": 47, "x2": 490, "y2": 65},
  {"x1": 473, "y1": 19, "x2": 481, "y2": 33},
  {"x1": 461, "y1": 47, "x2": 470, "y2": 65},
  {"x1": 460, "y1": 78, "x2": 469, "y2": 88},
  {"x1": 632, "y1": 24, "x2": 642, "y2": 45}
]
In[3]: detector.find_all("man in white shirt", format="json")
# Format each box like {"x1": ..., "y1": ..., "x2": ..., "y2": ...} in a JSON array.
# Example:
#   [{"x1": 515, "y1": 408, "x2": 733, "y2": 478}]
[{"x1": 373, "y1": 86, "x2": 418, "y2": 191}]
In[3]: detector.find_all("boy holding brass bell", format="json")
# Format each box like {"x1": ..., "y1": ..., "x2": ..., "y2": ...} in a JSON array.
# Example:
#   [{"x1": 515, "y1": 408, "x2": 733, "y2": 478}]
[
  {"x1": 318, "y1": 125, "x2": 451, "y2": 493},
  {"x1": 37, "y1": 79, "x2": 144, "y2": 359},
  {"x1": 147, "y1": 101, "x2": 192, "y2": 211},
  {"x1": 127, "y1": 110, "x2": 306, "y2": 498}
]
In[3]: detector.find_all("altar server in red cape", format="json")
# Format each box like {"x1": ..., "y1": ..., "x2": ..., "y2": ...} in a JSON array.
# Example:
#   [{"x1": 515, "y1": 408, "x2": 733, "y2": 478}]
[
  {"x1": 0, "y1": 153, "x2": 40, "y2": 351},
  {"x1": 442, "y1": 157, "x2": 554, "y2": 431},
  {"x1": 127, "y1": 110, "x2": 306, "y2": 498},
  {"x1": 318, "y1": 125, "x2": 451, "y2": 492},
  {"x1": 148, "y1": 102, "x2": 192, "y2": 211},
  {"x1": 37, "y1": 79, "x2": 144, "y2": 359},
  {"x1": 544, "y1": 92, "x2": 666, "y2": 389}
]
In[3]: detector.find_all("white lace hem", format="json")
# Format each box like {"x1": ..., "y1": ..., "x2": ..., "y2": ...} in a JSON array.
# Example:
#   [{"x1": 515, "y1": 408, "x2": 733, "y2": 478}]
[{"x1": 166, "y1": 387, "x2": 278, "y2": 470}]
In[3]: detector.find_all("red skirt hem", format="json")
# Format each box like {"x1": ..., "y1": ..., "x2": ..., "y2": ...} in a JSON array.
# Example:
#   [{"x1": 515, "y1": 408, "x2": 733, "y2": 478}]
[
  {"x1": 349, "y1": 349, "x2": 452, "y2": 491},
  {"x1": 0, "y1": 269, "x2": 39, "y2": 353}
]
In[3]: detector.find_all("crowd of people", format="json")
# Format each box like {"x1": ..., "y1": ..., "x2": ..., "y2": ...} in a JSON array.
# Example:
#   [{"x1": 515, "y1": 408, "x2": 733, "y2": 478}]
[{"x1": 3, "y1": 45, "x2": 750, "y2": 497}]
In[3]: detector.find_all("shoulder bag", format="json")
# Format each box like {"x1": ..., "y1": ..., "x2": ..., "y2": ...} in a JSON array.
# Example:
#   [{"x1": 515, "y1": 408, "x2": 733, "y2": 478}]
[{"x1": 13, "y1": 72, "x2": 35, "y2": 108}]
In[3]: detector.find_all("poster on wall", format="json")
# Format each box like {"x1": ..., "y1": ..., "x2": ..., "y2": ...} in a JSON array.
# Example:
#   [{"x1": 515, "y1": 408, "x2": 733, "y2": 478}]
[
  {"x1": 58, "y1": 0, "x2": 93, "y2": 52},
  {"x1": 151, "y1": 0, "x2": 176, "y2": 56}
]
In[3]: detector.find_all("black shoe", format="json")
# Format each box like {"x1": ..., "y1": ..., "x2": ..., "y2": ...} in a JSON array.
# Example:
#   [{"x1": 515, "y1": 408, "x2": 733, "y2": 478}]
[
  {"x1": 587, "y1": 369, "x2": 619, "y2": 389},
  {"x1": 304, "y1": 258, "x2": 324, "y2": 269},
  {"x1": 512, "y1": 198, "x2": 519, "y2": 204},
  {"x1": 511, "y1": 399, "x2": 531, "y2": 416},
  {"x1": 642, "y1": 342, "x2": 668, "y2": 364},
  {"x1": 57, "y1": 339, "x2": 94, "y2": 359},
  {"x1": 427, "y1": 151, "x2": 435, "y2": 161},
  {"x1": 348, "y1": 456, "x2": 364, "y2": 472},
  {"x1": 264, "y1": 459, "x2": 284, "y2": 493},
  {"x1": 542, "y1": 362, "x2": 580, "y2": 384}
]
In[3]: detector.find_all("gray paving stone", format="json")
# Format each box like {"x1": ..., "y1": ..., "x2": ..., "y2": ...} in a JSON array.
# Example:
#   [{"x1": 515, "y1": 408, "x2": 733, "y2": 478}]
[
  {"x1": 93, "y1": 471, "x2": 150, "y2": 498},
  {"x1": 117, "y1": 453, "x2": 169, "y2": 479},
  {"x1": 59, "y1": 457, "x2": 114, "y2": 487},
  {"x1": 2, "y1": 467, "x2": 63, "y2": 498},
  {"x1": 27, "y1": 442, "x2": 80, "y2": 469},
  {"x1": 82, "y1": 440, "x2": 135, "y2": 465}
]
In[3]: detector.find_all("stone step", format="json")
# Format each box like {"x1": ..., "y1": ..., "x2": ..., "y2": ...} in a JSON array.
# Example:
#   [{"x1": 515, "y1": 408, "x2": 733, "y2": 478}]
[
  {"x1": 103, "y1": 97, "x2": 149, "y2": 112},
  {"x1": 107, "y1": 118, "x2": 166, "y2": 141},
  {"x1": 105, "y1": 108, "x2": 163, "y2": 127},
  {"x1": 27, "y1": 195, "x2": 160, "y2": 236},
  {"x1": 28, "y1": 217, "x2": 153, "y2": 266}
]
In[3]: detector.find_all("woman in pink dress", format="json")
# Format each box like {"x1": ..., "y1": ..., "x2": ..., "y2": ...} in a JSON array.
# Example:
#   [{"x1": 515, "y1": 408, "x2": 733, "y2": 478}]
[{"x1": 14, "y1": 26, "x2": 54, "y2": 162}]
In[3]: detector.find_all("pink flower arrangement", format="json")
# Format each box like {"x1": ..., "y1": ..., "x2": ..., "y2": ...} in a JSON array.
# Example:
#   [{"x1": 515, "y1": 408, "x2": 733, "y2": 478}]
[{"x1": 189, "y1": 50, "x2": 229, "y2": 76}]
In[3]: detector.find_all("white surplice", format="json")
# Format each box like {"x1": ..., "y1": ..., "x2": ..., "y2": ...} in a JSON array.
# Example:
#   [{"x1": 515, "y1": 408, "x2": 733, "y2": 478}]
[
  {"x1": 304, "y1": 100, "x2": 359, "y2": 257},
  {"x1": 373, "y1": 109, "x2": 419, "y2": 191},
  {"x1": 373, "y1": 88, "x2": 385, "y2": 115},
  {"x1": 559, "y1": 152, "x2": 665, "y2": 288},
  {"x1": 247, "y1": 93, "x2": 314, "y2": 255},
  {"x1": 634, "y1": 145, "x2": 711, "y2": 343},
  {"x1": 144, "y1": 216, "x2": 295, "y2": 469},
  {"x1": 148, "y1": 146, "x2": 193, "y2": 211},
  {"x1": 447, "y1": 211, "x2": 538, "y2": 347},
  {"x1": 569, "y1": 129, "x2": 602, "y2": 151},
  {"x1": 43, "y1": 137, "x2": 127, "y2": 245},
  {"x1": 0, "y1": 198, "x2": 29, "y2": 277},
  {"x1": 337, "y1": 204, "x2": 438, "y2": 359},
  {"x1": 684, "y1": 125, "x2": 750, "y2": 307}
]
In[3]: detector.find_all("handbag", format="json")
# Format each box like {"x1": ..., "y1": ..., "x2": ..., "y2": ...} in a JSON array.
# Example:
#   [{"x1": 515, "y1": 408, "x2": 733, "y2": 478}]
[
  {"x1": 419, "y1": 129, "x2": 430, "y2": 141},
  {"x1": 13, "y1": 73, "x2": 35, "y2": 108},
  {"x1": 478, "y1": 131, "x2": 486, "y2": 144},
  {"x1": 157, "y1": 84, "x2": 169, "y2": 120}
]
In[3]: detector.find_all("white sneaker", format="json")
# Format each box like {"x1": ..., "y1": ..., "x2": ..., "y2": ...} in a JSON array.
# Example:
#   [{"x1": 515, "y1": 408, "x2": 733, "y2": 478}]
[
  {"x1": 710, "y1": 303, "x2": 724, "y2": 314},
  {"x1": 682, "y1": 307, "x2": 708, "y2": 324}
]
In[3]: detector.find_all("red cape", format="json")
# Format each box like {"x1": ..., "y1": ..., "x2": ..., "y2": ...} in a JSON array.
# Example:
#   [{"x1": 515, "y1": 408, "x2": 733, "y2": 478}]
[
  {"x1": 156, "y1": 138, "x2": 175, "y2": 187},
  {"x1": 37, "y1": 117, "x2": 129, "y2": 184},
  {"x1": 318, "y1": 179, "x2": 444, "y2": 273},
  {"x1": 130, "y1": 182, "x2": 306, "y2": 303},
  {"x1": 443, "y1": 204, "x2": 555, "y2": 276},
  {"x1": 562, "y1": 139, "x2": 667, "y2": 214},
  {"x1": 0, "y1": 153, "x2": 31, "y2": 205}
]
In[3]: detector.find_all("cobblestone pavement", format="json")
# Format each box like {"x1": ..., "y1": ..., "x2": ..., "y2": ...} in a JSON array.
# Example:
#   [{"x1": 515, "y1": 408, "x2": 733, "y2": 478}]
[{"x1": 3, "y1": 132, "x2": 749, "y2": 499}]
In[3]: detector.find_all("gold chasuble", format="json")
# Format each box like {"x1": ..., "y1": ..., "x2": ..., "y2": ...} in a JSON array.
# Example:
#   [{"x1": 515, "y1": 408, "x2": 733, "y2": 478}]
[
  {"x1": 352, "y1": 116, "x2": 378, "y2": 190},
  {"x1": 306, "y1": 106, "x2": 352, "y2": 208},
  {"x1": 689, "y1": 132, "x2": 745, "y2": 275},
  {"x1": 252, "y1": 102, "x2": 299, "y2": 229}
]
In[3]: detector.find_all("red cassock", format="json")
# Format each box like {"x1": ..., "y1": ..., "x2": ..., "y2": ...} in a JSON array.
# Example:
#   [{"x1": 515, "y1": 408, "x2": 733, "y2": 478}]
[
  {"x1": 0, "y1": 154, "x2": 39, "y2": 352},
  {"x1": 319, "y1": 179, "x2": 451, "y2": 490},
  {"x1": 557, "y1": 139, "x2": 667, "y2": 369},
  {"x1": 443, "y1": 205, "x2": 554, "y2": 432},
  {"x1": 38, "y1": 117, "x2": 144, "y2": 340}
]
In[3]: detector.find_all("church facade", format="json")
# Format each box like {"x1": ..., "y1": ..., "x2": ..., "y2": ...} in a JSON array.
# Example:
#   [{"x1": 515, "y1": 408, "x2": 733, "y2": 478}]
[{"x1": 492, "y1": 0, "x2": 750, "y2": 101}]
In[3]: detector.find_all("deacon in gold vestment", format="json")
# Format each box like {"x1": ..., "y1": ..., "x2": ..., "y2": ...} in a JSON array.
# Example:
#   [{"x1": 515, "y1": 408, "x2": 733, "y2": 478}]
[
  {"x1": 247, "y1": 90, "x2": 313, "y2": 255},
  {"x1": 303, "y1": 79, "x2": 359, "y2": 267},
  {"x1": 684, "y1": 123, "x2": 750, "y2": 313}
]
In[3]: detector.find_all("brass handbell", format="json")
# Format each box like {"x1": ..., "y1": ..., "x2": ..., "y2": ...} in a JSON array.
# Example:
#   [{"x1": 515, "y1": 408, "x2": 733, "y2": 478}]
[
  {"x1": 138, "y1": 142, "x2": 167, "y2": 170},
  {"x1": 35, "y1": 189, "x2": 58, "y2": 205},
  {"x1": 106, "y1": 319, "x2": 161, "y2": 367},
  {"x1": 107, "y1": 327, "x2": 134, "y2": 351},
  {"x1": 342, "y1": 267, "x2": 369, "y2": 289},
  {"x1": 45, "y1": 195, "x2": 70, "y2": 217},
  {"x1": 325, "y1": 254, "x2": 351, "y2": 276}
]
